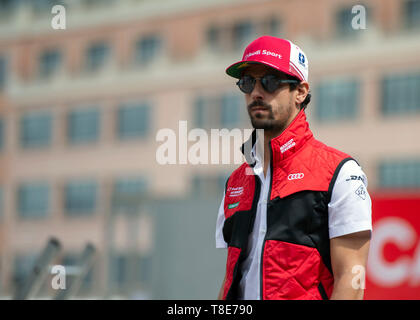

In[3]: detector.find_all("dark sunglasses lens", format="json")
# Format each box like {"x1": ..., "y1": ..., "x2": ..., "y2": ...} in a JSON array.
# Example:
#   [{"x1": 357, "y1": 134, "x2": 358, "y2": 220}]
[
  {"x1": 261, "y1": 75, "x2": 279, "y2": 93},
  {"x1": 237, "y1": 76, "x2": 255, "y2": 93}
]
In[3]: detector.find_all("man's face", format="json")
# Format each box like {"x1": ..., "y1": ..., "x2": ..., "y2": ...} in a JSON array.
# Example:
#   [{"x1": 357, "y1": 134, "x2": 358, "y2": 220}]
[{"x1": 242, "y1": 63, "x2": 300, "y2": 133}]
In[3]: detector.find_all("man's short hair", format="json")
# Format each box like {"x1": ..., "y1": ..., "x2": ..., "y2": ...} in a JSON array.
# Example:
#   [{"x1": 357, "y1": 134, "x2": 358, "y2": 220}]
[{"x1": 287, "y1": 75, "x2": 311, "y2": 110}]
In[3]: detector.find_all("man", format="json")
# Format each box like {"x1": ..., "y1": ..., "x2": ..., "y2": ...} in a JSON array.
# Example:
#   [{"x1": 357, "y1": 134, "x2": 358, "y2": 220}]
[{"x1": 215, "y1": 36, "x2": 372, "y2": 300}]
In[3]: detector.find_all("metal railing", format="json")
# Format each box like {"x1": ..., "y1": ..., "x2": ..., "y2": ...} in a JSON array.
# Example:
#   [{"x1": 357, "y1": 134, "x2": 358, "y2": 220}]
[{"x1": 13, "y1": 237, "x2": 96, "y2": 300}]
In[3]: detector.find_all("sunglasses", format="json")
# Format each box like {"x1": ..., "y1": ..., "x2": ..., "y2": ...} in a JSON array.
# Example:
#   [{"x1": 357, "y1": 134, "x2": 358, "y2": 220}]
[{"x1": 236, "y1": 74, "x2": 299, "y2": 94}]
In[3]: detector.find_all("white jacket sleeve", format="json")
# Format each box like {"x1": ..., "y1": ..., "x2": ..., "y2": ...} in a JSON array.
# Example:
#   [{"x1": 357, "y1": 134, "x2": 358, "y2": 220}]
[
  {"x1": 215, "y1": 192, "x2": 228, "y2": 248},
  {"x1": 328, "y1": 160, "x2": 373, "y2": 239}
]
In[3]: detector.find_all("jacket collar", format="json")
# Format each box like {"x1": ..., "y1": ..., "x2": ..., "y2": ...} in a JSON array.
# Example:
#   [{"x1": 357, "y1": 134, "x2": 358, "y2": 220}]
[{"x1": 241, "y1": 109, "x2": 313, "y2": 165}]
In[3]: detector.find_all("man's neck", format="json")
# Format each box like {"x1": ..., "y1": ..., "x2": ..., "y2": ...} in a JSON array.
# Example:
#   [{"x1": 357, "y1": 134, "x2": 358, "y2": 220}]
[
  {"x1": 260, "y1": 110, "x2": 301, "y2": 177},
  {"x1": 254, "y1": 129, "x2": 278, "y2": 178}
]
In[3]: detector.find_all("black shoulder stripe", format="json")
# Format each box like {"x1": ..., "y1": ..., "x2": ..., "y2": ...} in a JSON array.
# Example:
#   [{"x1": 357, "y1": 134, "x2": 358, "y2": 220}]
[
  {"x1": 327, "y1": 157, "x2": 354, "y2": 203},
  {"x1": 248, "y1": 174, "x2": 261, "y2": 234}
]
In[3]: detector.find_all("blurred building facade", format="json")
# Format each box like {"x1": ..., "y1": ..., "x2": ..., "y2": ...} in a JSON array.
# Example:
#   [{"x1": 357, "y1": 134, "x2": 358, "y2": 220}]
[{"x1": 0, "y1": 0, "x2": 419, "y2": 299}]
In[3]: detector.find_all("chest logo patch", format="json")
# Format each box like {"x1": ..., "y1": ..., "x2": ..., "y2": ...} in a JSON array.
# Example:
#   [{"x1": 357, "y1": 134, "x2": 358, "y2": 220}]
[
  {"x1": 228, "y1": 201, "x2": 240, "y2": 209},
  {"x1": 287, "y1": 173, "x2": 304, "y2": 180},
  {"x1": 227, "y1": 186, "x2": 244, "y2": 197}
]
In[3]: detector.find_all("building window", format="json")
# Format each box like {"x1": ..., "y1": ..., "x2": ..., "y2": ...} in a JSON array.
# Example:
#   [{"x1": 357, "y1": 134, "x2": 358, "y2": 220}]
[
  {"x1": 83, "y1": 0, "x2": 115, "y2": 8},
  {"x1": 67, "y1": 108, "x2": 100, "y2": 144},
  {"x1": 20, "y1": 111, "x2": 52, "y2": 148},
  {"x1": 315, "y1": 78, "x2": 359, "y2": 122},
  {"x1": 405, "y1": 0, "x2": 420, "y2": 29},
  {"x1": 13, "y1": 254, "x2": 38, "y2": 291},
  {"x1": 206, "y1": 18, "x2": 281, "y2": 54},
  {"x1": 191, "y1": 174, "x2": 227, "y2": 197},
  {"x1": 194, "y1": 96, "x2": 206, "y2": 128},
  {"x1": 233, "y1": 21, "x2": 255, "y2": 50},
  {"x1": 206, "y1": 25, "x2": 222, "y2": 52},
  {"x1": 261, "y1": 16, "x2": 281, "y2": 36},
  {"x1": 112, "y1": 177, "x2": 147, "y2": 213},
  {"x1": 117, "y1": 102, "x2": 151, "y2": 139},
  {"x1": 379, "y1": 160, "x2": 420, "y2": 188},
  {"x1": 32, "y1": 0, "x2": 64, "y2": 16},
  {"x1": 335, "y1": 5, "x2": 370, "y2": 38},
  {"x1": 193, "y1": 95, "x2": 222, "y2": 129},
  {"x1": 193, "y1": 93, "x2": 244, "y2": 129},
  {"x1": 336, "y1": 6, "x2": 355, "y2": 37},
  {"x1": 221, "y1": 93, "x2": 241, "y2": 128},
  {"x1": 39, "y1": 49, "x2": 61, "y2": 79},
  {"x1": 85, "y1": 42, "x2": 110, "y2": 72},
  {"x1": 109, "y1": 253, "x2": 127, "y2": 289},
  {"x1": 0, "y1": 0, "x2": 19, "y2": 19},
  {"x1": 134, "y1": 34, "x2": 162, "y2": 65},
  {"x1": 0, "y1": 56, "x2": 6, "y2": 90},
  {"x1": 109, "y1": 252, "x2": 147, "y2": 292},
  {"x1": 17, "y1": 182, "x2": 49, "y2": 218},
  {"x1": 382, "y1": 73, "x2": 420, "y2": 115},
  {"x1": 64, "y1": 180, "x2": 97, "y2": 215}
]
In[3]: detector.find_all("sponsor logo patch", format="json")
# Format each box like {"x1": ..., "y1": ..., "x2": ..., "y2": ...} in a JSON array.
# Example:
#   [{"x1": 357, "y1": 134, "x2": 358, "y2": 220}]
[
  {"x1": 262, "y1": 49, "x2": 282, "y2": 60},
  {"x1": 298, "y1": 52, "x2": 305, "y2": 67},
  {"x1": 288, "y1": 173, "x2": 304, "y2": 180},
  {"x1": 228, "y1": 201, "x2": 240, "y2": 209},
  {"x1": 227, "y1": 186, "x2": 244, "y2": 197},
  {"x1": 355, "y1": 185, "x2": 367, "y2": 200},
  {"x1": 280, "y1": 138, "x2": 296, "y2": 154},
  {"x1": 346, "y1": 175, "x2": 364, "y2": 182},
  {"x1": 244, "y1": 50, "x2": 261, "y2": 60}
]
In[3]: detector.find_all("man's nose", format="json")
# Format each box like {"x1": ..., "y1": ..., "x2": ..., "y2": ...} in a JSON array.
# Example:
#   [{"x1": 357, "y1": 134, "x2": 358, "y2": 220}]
[{"x1": 250, "y1": 79, "x2": 265, "y2": 101}]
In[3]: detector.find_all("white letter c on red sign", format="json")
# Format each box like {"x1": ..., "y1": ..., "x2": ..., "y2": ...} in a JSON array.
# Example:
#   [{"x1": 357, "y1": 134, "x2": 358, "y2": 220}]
[{"x1": 367, "y1": 217, "x2": 416, "y2": 287}]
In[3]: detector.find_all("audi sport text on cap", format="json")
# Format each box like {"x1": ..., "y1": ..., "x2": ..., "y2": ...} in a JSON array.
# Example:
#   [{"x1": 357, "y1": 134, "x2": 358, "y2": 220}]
[{"x1": 226, "y1": 36, "x2": 309, "y2": 82}]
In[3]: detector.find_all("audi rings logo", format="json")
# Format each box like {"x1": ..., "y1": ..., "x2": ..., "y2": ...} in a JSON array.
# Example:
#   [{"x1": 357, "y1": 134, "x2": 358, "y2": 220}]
[{"x1": 288, "y1": 173, "x2": 304, "y2": 180}]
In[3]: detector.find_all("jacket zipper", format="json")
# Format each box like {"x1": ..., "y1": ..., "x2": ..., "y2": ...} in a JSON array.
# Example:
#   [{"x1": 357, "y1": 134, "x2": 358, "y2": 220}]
[{"x1": 260, "y1": 139, "x2": 274, "y2": 300}]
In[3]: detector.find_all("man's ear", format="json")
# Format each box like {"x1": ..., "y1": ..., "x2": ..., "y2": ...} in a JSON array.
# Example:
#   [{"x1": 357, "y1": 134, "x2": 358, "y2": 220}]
[{"x1": 296, "y1": 81, "x2": 309, "y2": 105}]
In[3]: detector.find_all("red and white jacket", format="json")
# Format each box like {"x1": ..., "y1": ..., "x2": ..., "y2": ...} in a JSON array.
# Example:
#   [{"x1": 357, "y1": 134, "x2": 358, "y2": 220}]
[{"x1": 219, "y1": 109, "x2": 358, "y2": 300}]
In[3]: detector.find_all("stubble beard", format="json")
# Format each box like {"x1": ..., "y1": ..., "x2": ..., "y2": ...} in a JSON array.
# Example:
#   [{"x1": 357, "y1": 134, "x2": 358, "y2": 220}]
[{"x1": 248, "y1": 100, "x2": 294, "y2": 134}]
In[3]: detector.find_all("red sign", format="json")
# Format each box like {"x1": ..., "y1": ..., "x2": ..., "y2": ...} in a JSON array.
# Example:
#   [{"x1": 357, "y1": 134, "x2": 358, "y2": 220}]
[{"x1": 365, "y1": 193, "x2": 420, "y2": 300}]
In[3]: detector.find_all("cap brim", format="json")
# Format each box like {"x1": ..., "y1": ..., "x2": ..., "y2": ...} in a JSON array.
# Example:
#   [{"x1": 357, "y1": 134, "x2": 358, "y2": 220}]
[{"x1": 225, "y1": 61, "x2": 263, "y2": 79}]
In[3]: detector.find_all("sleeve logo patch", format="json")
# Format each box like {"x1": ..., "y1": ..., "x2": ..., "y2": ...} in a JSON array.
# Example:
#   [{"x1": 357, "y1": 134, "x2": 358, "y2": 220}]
[
  {"x1": 228, "y1": 201, "x2": 240, "y2": 209},
  {"x1": 346, "y1": 175, "x2": 364, "y2": 182},
  {"x1": 355, "y1": 185, "x2": 367, "y2": 200}
]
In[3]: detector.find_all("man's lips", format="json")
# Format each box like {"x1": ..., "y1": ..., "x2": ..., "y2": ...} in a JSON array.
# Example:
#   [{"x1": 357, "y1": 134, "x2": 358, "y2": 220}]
[
  {"x1": 248, "y1": 101, "x2": 272, "y2": 114},
  {"x1": 250, "y1": 106, "x2": 269, "y2": 112}
]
